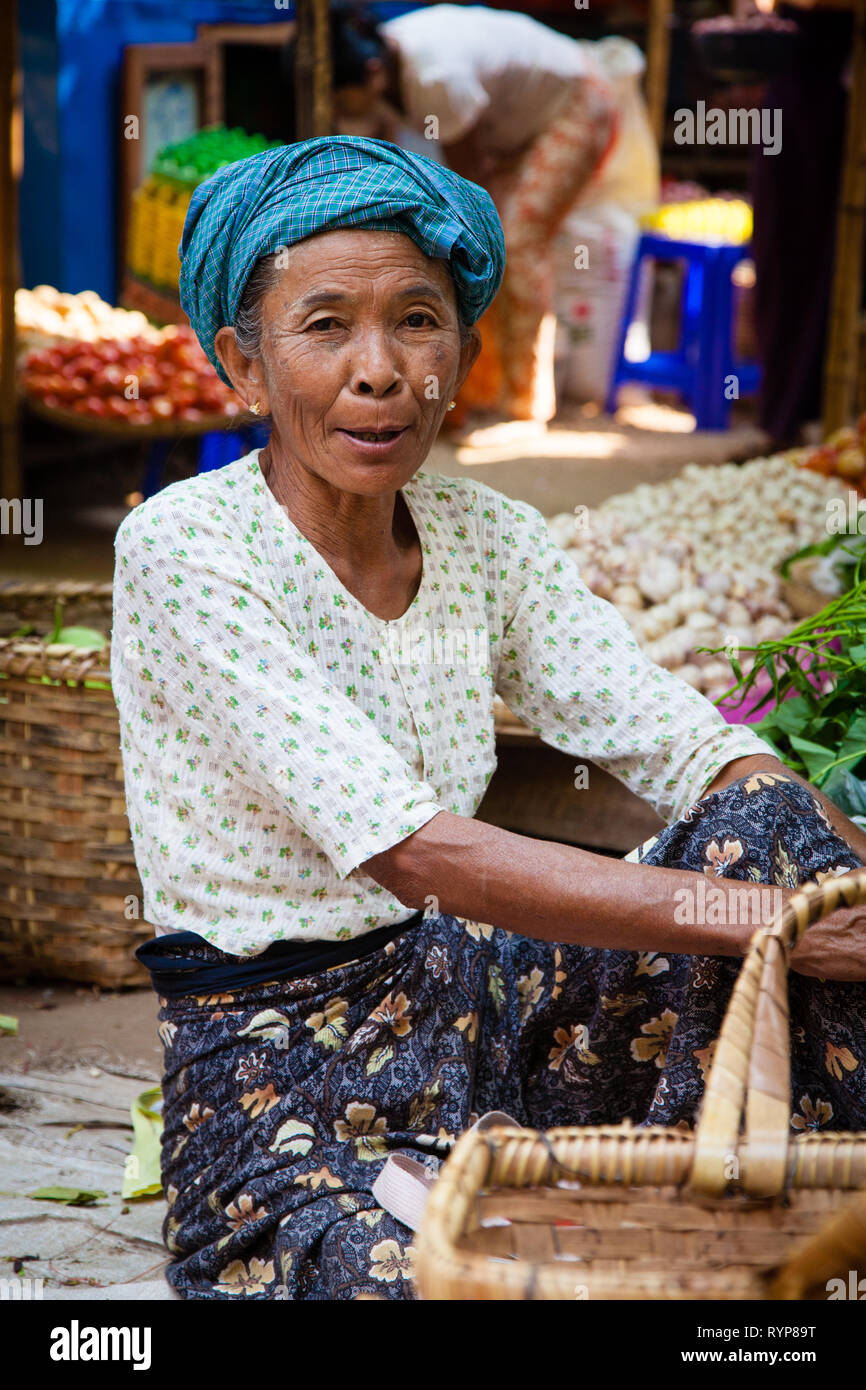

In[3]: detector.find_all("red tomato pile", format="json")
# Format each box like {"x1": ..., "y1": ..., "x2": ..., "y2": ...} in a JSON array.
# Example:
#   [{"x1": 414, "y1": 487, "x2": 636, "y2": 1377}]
[{"x1": 20, "y1": 325, "x2": 240, "y2": 425}]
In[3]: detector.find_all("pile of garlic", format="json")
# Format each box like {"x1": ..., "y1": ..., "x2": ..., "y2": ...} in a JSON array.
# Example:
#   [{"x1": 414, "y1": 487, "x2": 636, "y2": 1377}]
[{"x1": 546, "y1": 455, "x2": 847, "y2": 702}]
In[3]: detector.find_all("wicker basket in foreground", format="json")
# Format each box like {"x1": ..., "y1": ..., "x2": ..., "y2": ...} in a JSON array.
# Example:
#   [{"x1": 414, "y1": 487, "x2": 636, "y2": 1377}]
[
  {"x1": 0, "y1": 581, "x2": 152, "y2": 987},
  {"x1": 415, "y1": 871, "x2": 866, "y2": 1300}
]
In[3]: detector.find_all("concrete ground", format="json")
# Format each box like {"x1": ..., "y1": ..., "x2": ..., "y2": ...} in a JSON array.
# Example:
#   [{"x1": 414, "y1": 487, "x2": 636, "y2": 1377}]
[
  {"x1": 0, "y1": 395, "x2": 770, "y2": 1298},
  {"x1": 0, "y1": 984, "x2": 161, "y2": 1077},
  {"x1": 0, "y1": 988, "x2": 171, "y2": 1299}
]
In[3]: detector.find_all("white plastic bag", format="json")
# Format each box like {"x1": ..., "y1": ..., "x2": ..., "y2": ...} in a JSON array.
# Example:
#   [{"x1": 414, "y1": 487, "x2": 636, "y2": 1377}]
[
  {"x1": 554, "y1": 39, "x2": 658, "y2": 404},
  {"x1": 555, "y1": 202, "x2": 650, "y2": 404}
]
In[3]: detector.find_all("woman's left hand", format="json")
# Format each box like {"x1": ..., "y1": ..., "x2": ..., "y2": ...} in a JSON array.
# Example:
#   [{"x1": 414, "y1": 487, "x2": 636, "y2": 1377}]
[{"x1": 791, "y1": 903, "x2": 866, "y2": 982}]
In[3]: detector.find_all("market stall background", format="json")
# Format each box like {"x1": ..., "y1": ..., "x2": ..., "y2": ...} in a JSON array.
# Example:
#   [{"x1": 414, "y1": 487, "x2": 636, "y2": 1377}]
[
  {"x1": 15, "y1": 0, "x2": 777, "y2": 306},
  {"x1": 2, "y1": 0, "x2": 866, "y2": 1305}
]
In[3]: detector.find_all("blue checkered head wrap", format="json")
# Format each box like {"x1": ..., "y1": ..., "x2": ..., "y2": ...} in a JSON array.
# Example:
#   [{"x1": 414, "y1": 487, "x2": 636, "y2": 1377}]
[{"x1": 178, "y1": 136, "x2": 505, "y2": 384}]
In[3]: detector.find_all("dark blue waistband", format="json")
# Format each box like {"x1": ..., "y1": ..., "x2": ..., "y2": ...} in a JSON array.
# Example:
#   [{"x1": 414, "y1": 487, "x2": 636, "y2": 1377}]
[{"x1": 136, "y1": 912, "x2": 424, "y2": 998}]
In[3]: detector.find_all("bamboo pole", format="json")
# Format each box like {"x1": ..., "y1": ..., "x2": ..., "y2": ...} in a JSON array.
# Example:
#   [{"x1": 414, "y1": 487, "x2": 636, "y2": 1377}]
[
  {"x1": 0, "y1": 0, "x2": 21, "y2": 501},
  {"x1": 823, "y1": 0, "x2": 866, "y2": 433},
  {"x1": 645, "y1": 0, "x2": 673, "y2": 149},
  {"x1": 294, "y1": 0, "x2": 334, "y2": 141}
]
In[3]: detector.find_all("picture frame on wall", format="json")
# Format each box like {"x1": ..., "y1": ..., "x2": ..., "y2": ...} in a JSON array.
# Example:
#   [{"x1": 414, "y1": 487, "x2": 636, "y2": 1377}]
[{"x1": 118, "y1": 42, "x2": 222, "y2": 306}]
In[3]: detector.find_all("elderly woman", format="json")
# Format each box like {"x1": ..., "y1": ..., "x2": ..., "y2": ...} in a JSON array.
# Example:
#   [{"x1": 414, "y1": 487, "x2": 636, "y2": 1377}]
[{"x1": 113, "y1": 137, "x2": 866, "y2": 1302}]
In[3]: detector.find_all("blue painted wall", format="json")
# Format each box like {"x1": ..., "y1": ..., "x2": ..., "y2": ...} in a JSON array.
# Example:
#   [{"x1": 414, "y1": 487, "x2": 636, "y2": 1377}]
[
  {"x1": 19, "y1": 0, "x2": 62, "y2": 292},
  {"x1": 18, "y1": 0, "x2": 420, "y2": 301}
]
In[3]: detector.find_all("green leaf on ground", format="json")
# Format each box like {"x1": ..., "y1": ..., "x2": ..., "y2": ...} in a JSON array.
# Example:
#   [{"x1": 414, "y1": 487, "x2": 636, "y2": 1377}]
[
  {"x1": 28, "y1": 1186, "x2": 107, "y2": 1206},
  {"x1": 122, "y1": 1086, "x2": 164, "y2": 1200}
]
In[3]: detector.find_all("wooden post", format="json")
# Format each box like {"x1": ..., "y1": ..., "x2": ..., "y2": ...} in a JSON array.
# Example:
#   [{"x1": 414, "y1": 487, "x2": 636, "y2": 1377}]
[
  {"x1": 0, "y1": 0, "x2": 21, "y2": 502},
  {"x1": 823, "y1": 0, "x2": 866, "y2": 433},
  {"x1": 645, "y1": 0, "x2": 673, "y2": 149},
  {"x1": 294, "y1": 0, "x2": 333, "y2": 141}
]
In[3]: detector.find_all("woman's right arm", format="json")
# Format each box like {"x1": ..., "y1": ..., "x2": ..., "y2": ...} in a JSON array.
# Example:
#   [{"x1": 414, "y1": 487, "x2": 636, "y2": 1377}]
[{"x1": 363, "y1": 810, "x2": 866, "y2": 982}]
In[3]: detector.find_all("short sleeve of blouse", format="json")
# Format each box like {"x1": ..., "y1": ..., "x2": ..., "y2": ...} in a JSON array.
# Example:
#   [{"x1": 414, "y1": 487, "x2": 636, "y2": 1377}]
[{"x1": 112, "y1": 502, "x2": 444, "y2": 881}]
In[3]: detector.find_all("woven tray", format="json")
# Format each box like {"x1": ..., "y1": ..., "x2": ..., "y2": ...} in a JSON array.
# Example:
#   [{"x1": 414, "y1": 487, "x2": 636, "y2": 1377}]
[
  {"x1": 0, "y1": 581, "x2": 152, "y2": 987},
  {"x1": 23, "y1": 396, "x2": 246, "y2": 438},
  {"x1": 415, "y1": 870, "x2": 866, "y2": 1300}
]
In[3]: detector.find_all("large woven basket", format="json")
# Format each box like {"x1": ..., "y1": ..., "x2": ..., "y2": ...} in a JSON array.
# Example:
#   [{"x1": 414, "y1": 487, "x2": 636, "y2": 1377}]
[
  {"x1": 0, "y1": 581, "x2": 152, "y2": 987},
  {"x1": 415, "y1": 870, "x2": 866, "y2": 1300}
]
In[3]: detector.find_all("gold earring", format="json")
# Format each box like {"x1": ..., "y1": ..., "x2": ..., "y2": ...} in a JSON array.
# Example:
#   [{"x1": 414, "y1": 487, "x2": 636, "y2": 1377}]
[
  {"x1": 249, "y1": 400, "x2": 261, "y2": 416},
  {"x1": 447, "y1": 401, "x2": 456, "y2": 411}
]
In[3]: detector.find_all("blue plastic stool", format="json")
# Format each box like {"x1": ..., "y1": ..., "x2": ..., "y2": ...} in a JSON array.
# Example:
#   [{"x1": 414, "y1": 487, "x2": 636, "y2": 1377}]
[
  {"x1": 141, "y1": 421, "x2": 271, "y2": 499},
  {"x1": 605, "y1": 233, "x2": 760, "y2": 430}
]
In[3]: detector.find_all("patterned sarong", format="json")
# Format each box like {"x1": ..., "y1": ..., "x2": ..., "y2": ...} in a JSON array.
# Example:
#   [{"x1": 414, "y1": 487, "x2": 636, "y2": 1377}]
[{"x1": 157, "y1": 773, "x2": 866, "y2": 1299}]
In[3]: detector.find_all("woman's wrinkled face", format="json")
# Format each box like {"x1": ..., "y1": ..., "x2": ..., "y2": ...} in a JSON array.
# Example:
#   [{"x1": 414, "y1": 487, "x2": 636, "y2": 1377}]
[{"x1": 216, "y1": 229, "x2": 480, "y2": 496}]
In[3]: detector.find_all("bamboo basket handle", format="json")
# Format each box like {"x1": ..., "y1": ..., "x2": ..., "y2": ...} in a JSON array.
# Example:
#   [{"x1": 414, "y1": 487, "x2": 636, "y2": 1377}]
[{"x1": 691, "y1": 867, "x2": 866, "y2": 1198}]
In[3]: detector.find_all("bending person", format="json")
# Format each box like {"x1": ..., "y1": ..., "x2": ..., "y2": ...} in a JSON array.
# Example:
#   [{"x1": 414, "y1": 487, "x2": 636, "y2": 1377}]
[{"x1": 313, "y1": 5, "x2": 619, "y2": 430}]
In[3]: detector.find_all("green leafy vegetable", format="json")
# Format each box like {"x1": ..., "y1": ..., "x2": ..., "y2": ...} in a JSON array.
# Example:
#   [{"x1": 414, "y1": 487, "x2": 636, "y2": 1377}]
[{"x1": 706, "y1": 534, "x2": 866, "y2": 819}]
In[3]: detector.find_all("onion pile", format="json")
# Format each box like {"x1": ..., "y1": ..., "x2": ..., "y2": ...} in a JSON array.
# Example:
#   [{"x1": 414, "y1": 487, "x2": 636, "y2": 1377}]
[{"x1": 546, "y1": 456, "x2": 849, "y2": 702}]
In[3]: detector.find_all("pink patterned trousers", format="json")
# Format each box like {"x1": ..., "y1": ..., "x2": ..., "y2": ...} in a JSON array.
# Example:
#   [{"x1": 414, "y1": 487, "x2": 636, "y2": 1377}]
[{"x1": 498, "y1": 77, "x2": 618, "y2": 421}]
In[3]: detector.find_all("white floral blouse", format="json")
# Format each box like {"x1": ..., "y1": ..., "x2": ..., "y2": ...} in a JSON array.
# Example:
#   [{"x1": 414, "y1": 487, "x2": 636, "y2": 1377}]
[{"x1": 112, "y1": 450, "x2": 772, "y2": 954}]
